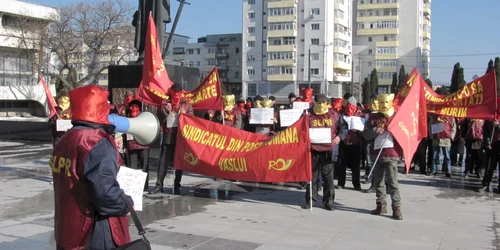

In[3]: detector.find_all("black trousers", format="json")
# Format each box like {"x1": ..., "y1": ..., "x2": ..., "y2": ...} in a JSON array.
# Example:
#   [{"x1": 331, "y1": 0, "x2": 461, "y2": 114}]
[
  {"x1": 465, "y1": 141, "x2": 485, "y2": 177},
  {"x1": 305, "y1": 151, "x2": 335, "y2": 206},
  {"x1": 128, "y1": 149, "x2": 150, "y2": 190},
  {"x1": 482, "y1": 142, "x2": 500, "y2": 187},
  {"x1": 156, "y1": 144, "x2": 183, "y2": 189},
  {"x1": 427, "y1": 138, "x2": 434, "y2": 171},
  {"x1": 414, "y1": 139, "x2": 428, "y2": 174},
  {"x1": 451, "y1": 139, "x2": 465, "y2": 166},
  {"x1": 337, "y1": 144, "x2": 361, "y2": 189}
]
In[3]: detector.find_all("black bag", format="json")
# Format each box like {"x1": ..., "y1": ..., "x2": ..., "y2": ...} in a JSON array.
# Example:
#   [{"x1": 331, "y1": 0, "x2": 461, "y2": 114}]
[{"x1": 112, "y1": 194, "x2": 151, "y2": 250}]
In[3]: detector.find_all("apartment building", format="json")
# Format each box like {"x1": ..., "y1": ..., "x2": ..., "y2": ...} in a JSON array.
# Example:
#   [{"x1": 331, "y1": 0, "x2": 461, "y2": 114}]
[
  {"x1": 352, "y1": 0, "x2": 431, "y2": 94},
  {"x1": 242, "y1": 0, "x2": 353, "y2": 100},
  {"x1": 0, "y1": 0, "x2": 58, "y2": 116},
  {"x1": 172, "y1": 33, "x2": 243, "y2": 96}
]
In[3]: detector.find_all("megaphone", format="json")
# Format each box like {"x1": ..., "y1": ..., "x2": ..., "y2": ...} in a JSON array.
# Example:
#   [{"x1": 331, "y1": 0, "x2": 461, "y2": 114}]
[{"x1": 108, "y1": 111, "x2": 160, "y2": 146}]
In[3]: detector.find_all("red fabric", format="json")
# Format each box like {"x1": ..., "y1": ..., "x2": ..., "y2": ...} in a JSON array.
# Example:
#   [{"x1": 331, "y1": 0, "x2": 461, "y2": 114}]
[
  {"x1": 137, "y1": 13, "x2": 173, "y2": 106},
  {"x1": 388, "y1": 71, "x2": 427, "y2": 173},
  {"x1": 237, "y1": 103, "x2": 246, "y2": 113},
  {"x1": 369, "y1": 113, "x2": 403, "y2": 158},
  {"x1": 434, "y1": 116, "x2": 454, "y2": 139},
  {"x1": 331, "y1": 98, "x2": 343, "y2": 112},
  {"x1": 343, "y1": 109, "x2": 364, "y2": 145},
  {"x1": 309, "y1": 110, "x2": 340, "y2": 152},
  {"x1": 40, "y1": 75, "x2": 57, "y2": 117},
  {"x1": 344, "y1": 103, "x2": 357, "y2": 116},
  {"x1": 174, "y1": 114, "x2": 312, "y2": 182},
  {"x1": 396, "y1": 68, "x2": 497, "y2": 119},
  {"x1": 300, "y1": 88, "x2": 313, "y2": 103},
  {"x1": 129, "y1": 104, "x2": 140, "y2": 118},
  {"x1": 169, "y1": 89, "x2": 183, "y2": 106},
  {"x1": 465, "y1": 119, "x2": 484, "y2": 140},
  {"x1": 123, "y1": 95, "x2": 134, "y2": 106},
  {"x1": 223, "y1": 107, "x2": 241, "y2": 127},
  {"x1": 69, "y1": 85, "x2": 110, "y2": 124},
  {"x1": 179, "y1": 67, "x2": 223, "y2": 110},
  {"x1": 51, "y1": 129, "x2": 130, "y2": 249}
]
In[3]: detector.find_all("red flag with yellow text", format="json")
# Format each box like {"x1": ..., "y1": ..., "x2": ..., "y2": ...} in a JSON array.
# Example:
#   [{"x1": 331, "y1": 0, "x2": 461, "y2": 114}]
[
  {"x1": 174, "y1": 114, "x2": 312, "y2": 182},
  {"x1": 137, "y1": 13, "x2": 173, "y2": 105},
  {"x1": 388, "y1": 70, "x2": 428, "y2": 174},
  {"x1": 40, "y1": 75, "x2": 57, "y2": 118},
  {"x1": 180, "y1": 67, "x2": 223, "y2": 110}
]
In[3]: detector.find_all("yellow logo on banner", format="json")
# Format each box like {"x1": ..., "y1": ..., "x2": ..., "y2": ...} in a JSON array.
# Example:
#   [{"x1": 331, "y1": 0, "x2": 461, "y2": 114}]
[
  {"x1": 184, "y1": 152, "x2": 199, "y2": 166},
  {"x1": 268, "y1": 159, "x2": 295, "y2": 171}
]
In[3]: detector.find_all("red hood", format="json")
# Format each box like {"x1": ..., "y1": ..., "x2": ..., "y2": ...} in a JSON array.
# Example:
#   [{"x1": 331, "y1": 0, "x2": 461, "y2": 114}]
[{"x1": 69, "y1": 86, "x2": 110, "y2": 124}]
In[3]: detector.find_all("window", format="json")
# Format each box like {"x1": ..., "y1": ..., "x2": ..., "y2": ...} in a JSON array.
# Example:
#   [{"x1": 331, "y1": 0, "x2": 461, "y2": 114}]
[
  {"x1": 311, "y1": 38, "x2": 320, "y2": 45},
  {"x1": 334, "y1": 9, "x2": 345, "y2": 19},
  {"x1": 247, "y1": 55, "x2": 255, "y2": 61},
  {"x1": 378, "y1": 72, "x2": 393, "y2": 79},
  {"x1": 248, "y1": 27, "x2": 255, "y2": 33},
  {"x1": 208, "y1": 60, "x2": 216, "y2": 66},
  {"x1": 247, "y1": 69, "x2": 255, "y2": 75},
  {"x1": 267, "y1": 66, "x2": 295, "y2": 75},
  {"x1": 368, "y1": 37, "x2": 372, "y2": 42},
  {"x1": 248, "y1": 83, "x2": 257, "y2": 96},
  {"x1": 375, "y1": 60, "x2": 397, "y2": 67},
  {"x1": 310, "y1": 68, "x2": 319, "y2": 75},
  {"x1": 248, "y1": 12, "x2": 255, "y2": 19},
  {"x1": 235, "y1": 71, "x2": 240, "y2": 78},
  {"x1": 334, "y1": 24, "x2": 349, "y2": 35},
  {"x1": 196, "y1": 49, "x2": 200, "y2": 54},
  {"x1": 196, "y1": 61, "x2": 201, "y2": 66},
  {"x1": 247, "y1": 41, "x2": 255, "y2": 47},
  {"x1": 187, "y1": 49, "x2": 194, "y2": 54},
  {"x1": 269, "y1": 7, "x2": 295, "y2": 16},
  {"x1": 269, "y1": 37, "x2": 282, "y2": 45},
  {"x1": 377, "y1": 86, "x2": 389, "y2": 94},
  {"x1": 268, "y1": 52, "x2": 295, "y2": 60},
  {"x1": 368, "y1": 62, "x2": 372, "y2": 67},
  {"x1": 283, "y1": 37, "x2": 295, "y2": 45},
  {"x1": 236, "y1": 48, "x2": 240, "y2": 53},
  {"x1": 268, "y1": 22, "x2": 295, "y2": 30},
  {"x1": 235, "y1": 60, "x2": 240, "y2": 66},
  {"x1": 311, "y1": 23, "x2": 320, "y2": 30},
  {"x1": 337, "y1": 0, "x2": 345, "y2": 4},
  {"x1": 311, "y1": 53, "x2": 320, "y2": 60},
  {"x1": 368, "y1": 49, "x2": 372, "y2": 54},
  {"x1": 334, "y1": 39, "x2": 349, "y2": 48},
  {"x1": 248, "y1": 0, "x2": 255, "y2": 4},
  {"x1": 376, "y1": 47, "x2": 397, "y2": 54},
  {"x1": 311, "y1": 8, "x2": 320, "y2": 15}
]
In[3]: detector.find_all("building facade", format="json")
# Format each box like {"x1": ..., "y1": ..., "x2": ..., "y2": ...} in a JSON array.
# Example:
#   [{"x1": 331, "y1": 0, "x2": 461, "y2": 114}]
[
  {"x1": 0, "y1": 0, "x2": 58, "y2": 116},
  {"x1": 242, "y1": 0, "x2": 353, "y2": 100},
  {"x1": 352, "y1": 0, "x2": 431, "y2": 94},
  {"x1": 171, "y1": 33, "x2": 243, "y2": 96}
]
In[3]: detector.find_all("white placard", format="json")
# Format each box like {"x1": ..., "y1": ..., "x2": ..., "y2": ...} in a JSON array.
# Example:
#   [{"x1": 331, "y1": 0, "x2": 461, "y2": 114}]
[
  {"x1": 117, "y1": 166, "x2": 147, "y2": 211},
  {"x1": 293, "y1": 102, "x2": 310, "y2": 110},
  {"x1": 166, "y1": 114, "x2": 179, "y2": 128},
  {"x1": 431, "y1": 123, "x2": 444, "y2": 134},
  {"x1": 126, "y1": 134, "x2": 134, "y2": 141},
  {"x1": 343, "y1": 116, "x2": 366, "y2": 131},
  {"x1": 56, "y1": 119, "x2": 73, "y2": 132},
  {"x1": 249, "y1": 108, "x2": 274, "y2": 124},
  {"x1": 374, "y1": 132, "x2": 394, "y2": 150},
  {"x1": 279, "y1": 109, "x2": 303, "y2": 127},
  {"x1": 309, "y1": 128, "x2": 332, "y2": 143}
]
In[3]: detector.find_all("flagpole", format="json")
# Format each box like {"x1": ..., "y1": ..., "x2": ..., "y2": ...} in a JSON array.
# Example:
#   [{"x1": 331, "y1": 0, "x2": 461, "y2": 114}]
[
  {"x1": 309, "y1": 181, "x2": 313, "y2": 212},
  {"x1": 367, "y1": 133, "x2": 390, "y2": 179}
]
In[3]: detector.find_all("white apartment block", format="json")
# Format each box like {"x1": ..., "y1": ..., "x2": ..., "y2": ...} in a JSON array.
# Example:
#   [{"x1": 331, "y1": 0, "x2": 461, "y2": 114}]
[
  {"x1": 0, "y1": 0, "x2": 58, "y2": 116},
  {"x1": 352, "y1": 0, "x2": 431, "y2": 94},
  {"x1": 242, "y1": 0, "x2": 353, "y2": 100}
]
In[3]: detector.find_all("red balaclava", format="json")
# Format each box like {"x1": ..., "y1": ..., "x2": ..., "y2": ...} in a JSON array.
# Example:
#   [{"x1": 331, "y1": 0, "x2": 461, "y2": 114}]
[
  {"x1": 129, "y1": 104, "x2": 141, "y2": 118},
  {"x1": 300, "y1": 88, "x2": 313, "y2": 103},
  {"x1": 245, "y1": 101, "x2": 252, "y2": 109},
  {"x1": 168, "y1": 89, "x2": 183, "y2": 105},
  {"x1": 331, "y1": 98, "x2": 343, "y2": 112},
  {"x1": 344, "y1": 103, "x2": 358, "y2": 116},
  {"x1": 69, "y1": 85, "x2": 110, "y2": 124},
  {"x1": 237, "y1": 102, "x2": 246, "y2": 113}
]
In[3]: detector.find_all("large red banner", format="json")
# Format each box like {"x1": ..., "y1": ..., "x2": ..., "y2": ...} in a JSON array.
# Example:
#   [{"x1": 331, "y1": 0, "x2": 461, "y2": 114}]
[
  {"x1": 389, "y1": 70, "x2": 427, "y2": 174},
  {"x1": 174, "y1": 114, "x2": 312, "y2": 182},
  {"x1": 181, "y1": 67, "x2": 222, "y2": 110},
  {"x1": 137, "y1": 13, "x2": 173, "y2": 106},
  {"x1": 396, "y1": 68, "x2": 497, "y2": 119}
]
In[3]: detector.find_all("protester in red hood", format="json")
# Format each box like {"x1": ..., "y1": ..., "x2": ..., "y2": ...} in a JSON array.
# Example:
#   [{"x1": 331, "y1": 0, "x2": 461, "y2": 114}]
[
  {"x1": 300, "y1": 88, "x2": 314, "y2": 103},
  {"x1": 125, "y1": 100, "x2": 150, "y2": 191},
  {"x1": 52, "y1": 85, "x2": 132, "y2": 250},
  {"x1": 117, "y1": 91, "x2": 135, "y2": 116},
  {"x1": 331, "y1": 98, "x2": 343, "y2": 112},
  {"x1": 245, "y1": 97, "x2": 253, "y2": 110}
]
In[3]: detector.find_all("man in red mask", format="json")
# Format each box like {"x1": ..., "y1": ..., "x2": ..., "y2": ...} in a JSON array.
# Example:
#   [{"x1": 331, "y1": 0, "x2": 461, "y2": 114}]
[
  {"x1": 117, "y1": 91, "x2": 135, "y2": 116},
  {"x1": 153, "y1": 83, "x2": 194, "y2": 195},
  {"x1": 125, "y1": 100, "x2": 150, "y2": 191},
  {"x1": 52, "y1": 85, "x2": 132, "y2": 250}
]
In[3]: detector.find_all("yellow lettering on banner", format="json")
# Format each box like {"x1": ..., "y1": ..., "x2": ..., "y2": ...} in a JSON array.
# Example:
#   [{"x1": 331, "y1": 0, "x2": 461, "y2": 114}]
[
  {"x1": 144, "y1": 86, "x2": 169, "y2": 100},
  {"x1": 440, "y1": 107, "x2": 467, "y2": 118},
  {"x1": 190, "y1": 85, "x2": 218, "y2": 104},
  {"x1": 182, "y1": 124, "x2": 227, "y2": 150},
  {"x1": 208, "y1": 72, "x2": 218, "y2": 84},
  {"x1": 219, "y1": 158, "x2": 248, "y2": 172},
  {"x1": 398, "y1": 121, "x2": 409, "y2": 138},
  {"x1": 264, "y1": 127, "x2": 299, "y2": 145},
  {"x1": 406, "y1": 74, "x2": 417, "y2": 87},
  {"x1": 227, "y1": 138, "x2": 245, "y2": 152}
]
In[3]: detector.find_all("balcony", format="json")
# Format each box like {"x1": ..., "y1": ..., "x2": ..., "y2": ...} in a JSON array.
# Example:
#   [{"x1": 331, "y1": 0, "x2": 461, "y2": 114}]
[
  {"x1": 423, "y1": 4, "x2": 431, "y2": 15},
  {"x1": 376, "y1": 66, "x2": 397, "y2": 72},
  {"x1": 267, "y1": 59, "x2": 295, "y2": 67},
  {"x1": 268, "y1": 29, "x2": 297, "y2": 37},
  {"x1": 334, "y1": 32, "x2": 351, "y2": 41},
  {"x1": 375, "y1": 54, "x2": 397, "y2": 60},
  {"x1": 333, "y1": 61, "x2": 351, "y2": 71},
  {"x1": 267, "y1": 44, "x2": 296, "y2": 52},
  {"x1": 334, "y1": 47, "x2": 351, "y2": 55},
  {"x1": 422, "y1": 43, "x2": 430, "y2": 51},
  {"x1": 333, "y1": 74, "x2": 351, "y2": 82},
  {"x1": 423, "y1": 30, "x2": 431, "y2": 40},
  {"x1": 173, "y1": 54, "x2": 185, "y2": 61},
  {"x1": 424, "y1": 18, "x2": 431, "y2": 27},
  {"x1": 357, "y1": 28, "x2": 398, "y2": 36},
  {"x1": 216, "y1": 53, "x2": 229, "y2": 59},
  {"x1": 357, "y1": 15, "x2": 398, "y2": 23},
  {"x1": 268, "y1": 15, "x2": 296, "y2": 23},
  {"x1": 378, "y1": 78, "x2": 392, "y2": 86},
  {"x1": 357, "y1": 3, "x2": 398, "y2": 10},
  {"x1": 204, "y1": 53, "x2": 216, "y2": 59},
  {"x1": 267, "y1": 0, "x2": 296, "y2": 8},
  {"x1": 203, "y1": 65, "x2": 215, "y2": 72},
  {"x1": 267, "y1": 74, "x2": 295, "y2": 81},
  {"x1": 376, "y1": 41, "x2": 398, "y2": 47},
  {"x1": 217, "y1": 66, "x2": 229, "y2": 72}
]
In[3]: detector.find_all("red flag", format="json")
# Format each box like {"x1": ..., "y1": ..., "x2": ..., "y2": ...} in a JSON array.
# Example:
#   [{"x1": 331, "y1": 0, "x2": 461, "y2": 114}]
[
  {"x1": 137, "y1": 12, "x2": 173, "y2": 105},
  {"x1": 40, "y1": 75, "x2": 57, "y2": 117},
  {"x1": 180, "y1": 67, "x2": 223, "y2": 110},
  {"x1": 388, "y1": 70, "x2": 428, "y2": 174}
]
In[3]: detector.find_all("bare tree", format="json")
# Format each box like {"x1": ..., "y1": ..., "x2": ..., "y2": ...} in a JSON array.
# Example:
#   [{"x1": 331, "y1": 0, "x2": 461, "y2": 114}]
[{"x1": 9, "y1": 0, "x2": 136, "y2": 91}]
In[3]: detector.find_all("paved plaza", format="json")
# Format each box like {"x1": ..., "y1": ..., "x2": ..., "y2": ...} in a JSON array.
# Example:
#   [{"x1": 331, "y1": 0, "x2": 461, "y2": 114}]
[{"x1": 0, "y1": 140, "x2": 499, "y2": 250}]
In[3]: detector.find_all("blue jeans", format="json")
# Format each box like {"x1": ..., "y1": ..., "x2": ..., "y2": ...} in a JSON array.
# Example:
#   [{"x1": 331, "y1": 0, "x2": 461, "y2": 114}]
[{"x1": 432, "y1": 146, "x2": 451, "y2": 174}]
